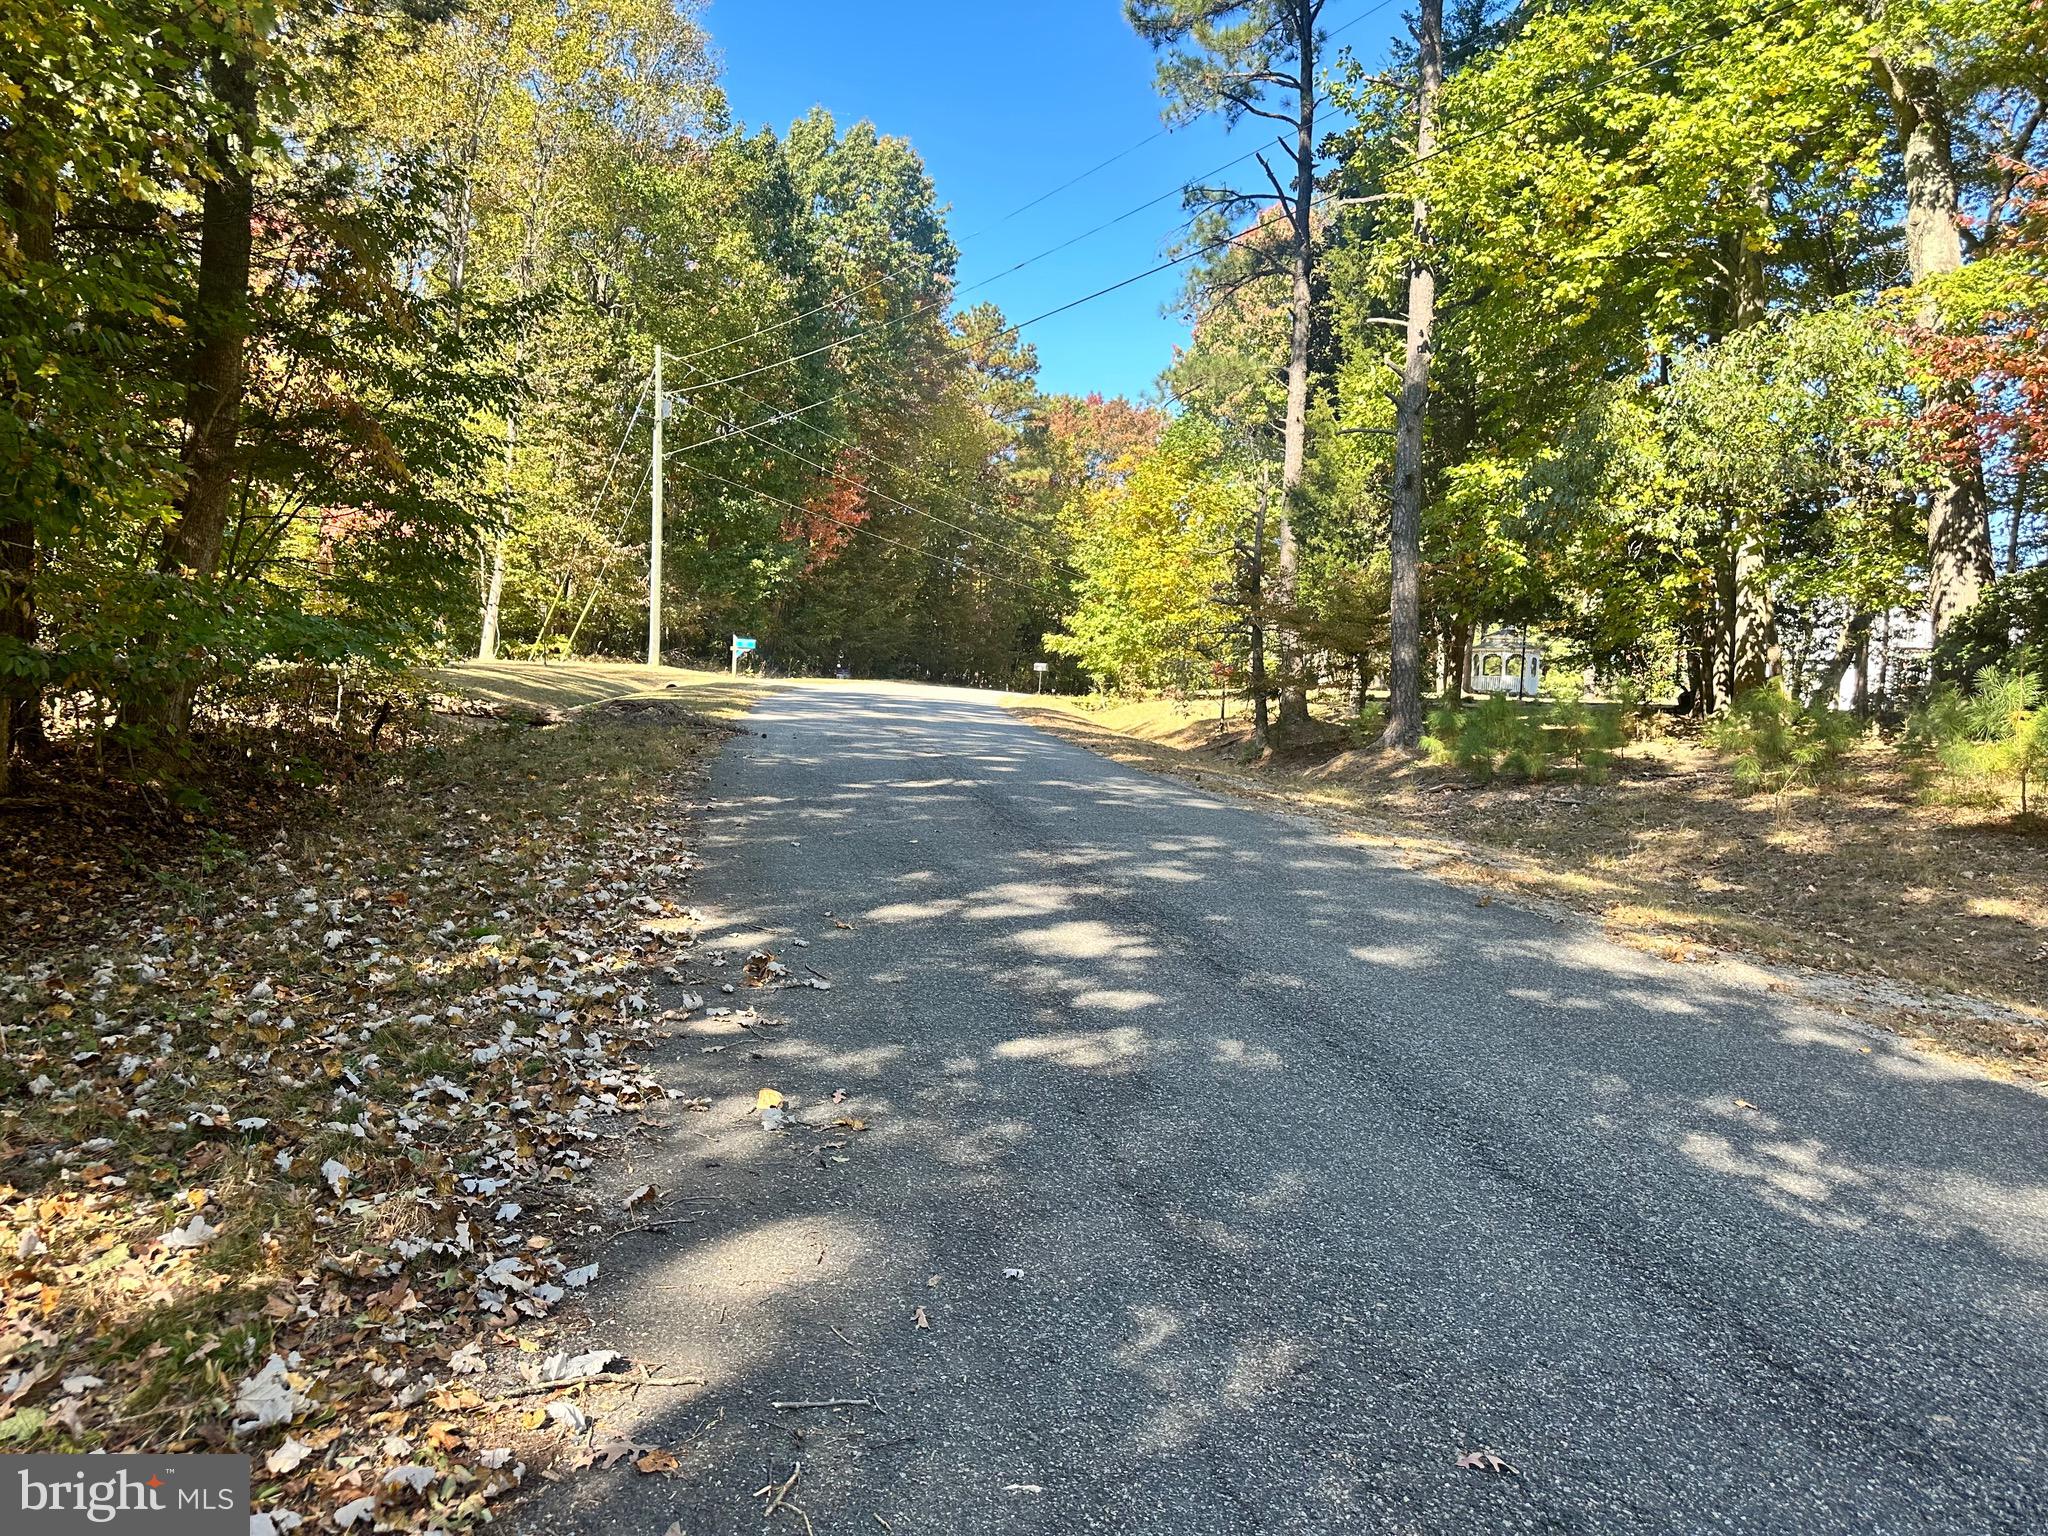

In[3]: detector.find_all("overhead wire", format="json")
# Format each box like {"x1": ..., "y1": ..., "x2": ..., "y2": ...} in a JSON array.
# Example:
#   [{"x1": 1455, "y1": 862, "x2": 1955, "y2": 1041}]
[
  {"x1": 672, "y1": 0, "x2": 1804, "y2": 490},
  {"x1": 578, "y1": 0, "x2": 1798, "y2": 615},
  {"x1": 664, "y1": 0, "x2": 1406, "y2": 375},
  {"x1": 523, "y1": 373, "x2": 652, "y2": 654},
  {"x1": 673, "y1": 456, "x2": 1057, "y2": 604},
  {"x1": 562, "y1": 453, "x2": 655, "y2": 654}
]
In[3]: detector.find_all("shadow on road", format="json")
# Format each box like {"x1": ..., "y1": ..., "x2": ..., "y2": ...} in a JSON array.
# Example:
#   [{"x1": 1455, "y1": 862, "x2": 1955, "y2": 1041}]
[{"x1": 523, "y1": 684, "x2": 2048, "y2": 1535}]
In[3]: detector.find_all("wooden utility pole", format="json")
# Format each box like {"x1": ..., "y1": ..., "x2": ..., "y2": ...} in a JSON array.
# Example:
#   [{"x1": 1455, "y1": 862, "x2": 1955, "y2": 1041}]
[
  {"x1": 1380, "y1": 0, "x2": 1441, "y2": 751},
  {"x1": 646, "y1": 344, "x2": 664, "y2": 668}
]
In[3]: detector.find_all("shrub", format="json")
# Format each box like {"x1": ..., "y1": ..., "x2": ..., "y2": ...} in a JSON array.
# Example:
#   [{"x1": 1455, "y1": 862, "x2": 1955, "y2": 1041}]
[
  {"x1": 1350, "y1": 701, "x2": 1387, "y2": 745},
  {"x1": 1705, "y1": 685, "x2": 1862, "y2": 797},
  {"x1": 1907, "y1": 659, "x2": 2046, "y2": 812},
  {"x1": 1549, "y1": 697, "x2": 1629, "y2": 783},
  {"x1": 1540, "y1": 663, "x2": 1591, "y2": 703},
  {"x1": 1427, "y1": 695, "x2": 1531, "y2": 780},
  {"x1": 1424, "y1": 695, "x2": 1625, "y2": 782}
]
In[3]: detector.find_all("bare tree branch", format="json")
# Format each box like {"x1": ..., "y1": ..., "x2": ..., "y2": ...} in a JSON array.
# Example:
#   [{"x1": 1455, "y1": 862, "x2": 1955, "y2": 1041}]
[
  {"x1": 1220, "y1": 89, "x2": 1302, "y2": 129},
  {"x1": 1219, "y1": 68, "x2": 1305, "y2": 92},
  {"x1": 1255, "y1": 153, "x2": 1303, "y2": 237}
]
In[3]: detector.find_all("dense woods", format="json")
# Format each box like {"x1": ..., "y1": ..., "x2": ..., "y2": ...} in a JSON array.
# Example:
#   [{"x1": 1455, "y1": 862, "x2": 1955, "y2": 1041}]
[
  {"x1": 2, "y1": 0, "x2": 1094, "y2": 790},
  {"x1": 1083, "y1": 0, "x2": 2046, "y2": 758},
  {"x1": 2, "y1": 0, "x2": 2044, "y2": 799}
]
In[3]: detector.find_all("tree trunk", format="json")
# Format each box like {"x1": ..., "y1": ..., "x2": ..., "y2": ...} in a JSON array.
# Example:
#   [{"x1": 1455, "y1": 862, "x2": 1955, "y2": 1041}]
[
  {"x1": 1250, "y1": 475, "x2": 1271, "y2": 740},
  {"x1": 1687, "y1": 630, "x2": 1718, "y2": 717},
  {"x1": 1853, "y1": 623, "x2": 1872, "y2": 718},
  {"x1": 1447, "y1": 619, "x2": 1470, "y2": 703},
  {"x1": 1379, "y1": 0, "x2": 1442, "y2": 751},
  {"x1": 0, "y1": 172, "x2": 55, "y2": 791},
  {"x1": 477, "y1": 539, "x2": 508, "y2": 660},
  {"x1": 1879, "y1": 50, "x2": 1994, "y2": 633},
  {"x1": 2009, "y1": 455, "x2": 2029, "y2": 574},
  {"x1": 1271, "y1": 1, "x2": 1318, "y2": 738},
  {"x1": 147, "y1": 46, "x2": 258, "y2": 736},
  {"x1": 1731, "y1": 524, "x2": 1774, "y2": 695},
  {"x1": 477, "y1": 409, "x2": 515, "y2": 659},
  {"x1": 1806, "y1": 611, "x2": 1873, "y2": 710}
]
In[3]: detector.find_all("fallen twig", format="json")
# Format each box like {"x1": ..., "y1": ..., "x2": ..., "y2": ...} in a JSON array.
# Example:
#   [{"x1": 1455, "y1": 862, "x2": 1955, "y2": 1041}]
[
  {"x1": 770, "y1": 1396, "x2": 880, "y2": 1412},
  {"x1": 493, "y1": 1374, "x2": 704, "y2": 1401},
  {"x1": 603, "y1": 1217, "x2": 697, "y2": 1244},
  {"x1": 758, "y1": 1462, "x2": 801, "y2": 1518}
]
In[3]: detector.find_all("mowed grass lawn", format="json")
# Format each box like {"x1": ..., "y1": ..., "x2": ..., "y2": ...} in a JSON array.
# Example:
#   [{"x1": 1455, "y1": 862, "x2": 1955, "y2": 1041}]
[{"x1": 440, "y1": 658, "x2": 766, "y2": 719}]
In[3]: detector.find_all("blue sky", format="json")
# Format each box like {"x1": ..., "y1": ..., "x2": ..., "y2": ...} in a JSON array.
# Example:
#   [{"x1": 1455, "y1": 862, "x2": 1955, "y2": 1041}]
[{"x1": 705, "y1": 0, "x2": 1398, "y2": 402}]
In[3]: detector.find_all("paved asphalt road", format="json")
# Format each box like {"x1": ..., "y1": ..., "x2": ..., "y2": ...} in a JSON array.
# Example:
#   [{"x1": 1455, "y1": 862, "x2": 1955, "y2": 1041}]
[{"x1": 523, "y1": 682, "x2": 2048, "y2": 1535}]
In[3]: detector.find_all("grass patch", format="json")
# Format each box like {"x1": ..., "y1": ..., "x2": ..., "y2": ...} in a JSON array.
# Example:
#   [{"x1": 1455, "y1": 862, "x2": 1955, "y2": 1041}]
[{"x1": 438, "y1": 658, "x2": 763, "y2": 719}]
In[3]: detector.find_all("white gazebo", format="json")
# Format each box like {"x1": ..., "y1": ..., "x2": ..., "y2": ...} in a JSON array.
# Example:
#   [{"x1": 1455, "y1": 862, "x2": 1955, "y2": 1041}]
[{"x1": 1469, "y1": 627, "x2": 1542, "y2": 698}]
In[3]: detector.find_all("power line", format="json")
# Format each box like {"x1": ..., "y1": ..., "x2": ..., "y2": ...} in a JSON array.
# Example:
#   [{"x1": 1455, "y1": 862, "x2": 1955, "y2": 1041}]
[
  {"x1": 516, "y1": 2, "x2": 1403, "y2": 627},
  {"x1": 562, "y1": 453, "x2": 654, "y2": 654},
  {"x1": 557, "y1": 0, "x2": 1800, "y2": 645},
  {"x1": 666, "y1": 142, "x2": 1255, "y2": 378},
  {"x1": 666, "y1": 0, "x2": 1405, "y2": 376},
  {"x1": 673, "y1": 456, "x2": 1056, "y2": 604},
  {"x1": 665, "y1": 368, "x2": 1074, "y2": 577},
  {"x1": 524, "y1": 373, "x2": 652, "y2": 654},
  {"x1": 953, "y1": 127, "x2": 1169, "y2": 243},
  {"x1": 684, "y1": 0, "x2": 1805, "y2": 410}
]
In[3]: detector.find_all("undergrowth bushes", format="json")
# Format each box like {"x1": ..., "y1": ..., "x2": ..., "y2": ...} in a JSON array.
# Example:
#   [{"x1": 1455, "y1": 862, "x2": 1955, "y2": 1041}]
[
  {"x1": 1704, "y1": 685, "x2": 1863, "y2": 796},
  {"x1": 1908, "y1": 659, "x2": 2045, "y2": 812},
  {"x1": 1424, "y1": 694, "x2": 1628, "y2": 782}
]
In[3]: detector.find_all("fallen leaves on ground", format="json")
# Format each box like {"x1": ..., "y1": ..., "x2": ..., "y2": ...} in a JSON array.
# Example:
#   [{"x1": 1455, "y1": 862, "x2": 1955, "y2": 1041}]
[
  {"x1": 1009, "y1": 702, "x2": 2048, "y2": 1072},
  {"x1": 0, "y1": 713, "x2": 735, "y2": 1529},
  {"x1": 1456, "y1": 1450, "x2": 1518, "y2": 1475},
  {"x1": 742, "y1": 950, "x2": 787, "y2": 986}
]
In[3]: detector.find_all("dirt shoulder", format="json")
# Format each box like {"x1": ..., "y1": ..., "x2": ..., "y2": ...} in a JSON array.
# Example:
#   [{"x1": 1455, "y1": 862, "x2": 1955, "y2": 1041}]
[{"x1": 1007, "y1": 697, "x2": 2048, "y2": 1083}]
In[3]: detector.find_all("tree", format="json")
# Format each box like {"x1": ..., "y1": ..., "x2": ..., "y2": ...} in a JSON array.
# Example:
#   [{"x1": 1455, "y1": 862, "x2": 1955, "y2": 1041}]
[
  {"x1": 152, "y1": 31, "x2": 261, "y2": 729},
  {"x1": 1129, "y1": 0, "x2": 1329, "y2": 737},
  {"x1": 1379, "y1": 0, "x2": 1442, "y2": 750},
  {"x1": 1050, "y1": 416, "x2": 1245, "y2": 691},
  {"x1": 1869, "y1": 0, "x2": 2031, "y2": 634}
]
